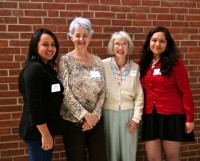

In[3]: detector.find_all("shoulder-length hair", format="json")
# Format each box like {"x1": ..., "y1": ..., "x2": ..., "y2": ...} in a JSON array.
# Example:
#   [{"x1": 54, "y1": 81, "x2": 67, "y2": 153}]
[{"x1": 140, "y1": 26, "x2": 179, "y2": 78}]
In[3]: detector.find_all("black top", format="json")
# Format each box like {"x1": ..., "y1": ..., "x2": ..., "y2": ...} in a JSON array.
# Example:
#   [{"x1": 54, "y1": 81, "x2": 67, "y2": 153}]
[{"x1": 19, "y1": 60, "x2": 64, "y2": 140}]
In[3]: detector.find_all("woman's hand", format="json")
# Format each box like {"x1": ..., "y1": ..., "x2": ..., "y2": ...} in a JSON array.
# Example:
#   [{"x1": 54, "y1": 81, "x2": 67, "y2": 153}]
[
  {"x1": 185, "y1": 122, "x2": 194, "y2": 134},
  {"x1": 127, "y1": 120, "x2": 138, "y2": 134},
  {"x1": 82, "y1": 121, "x2": 92, "y2": 131},
  {"x1": 41, "y1": 133, "x2": 54, "y2": 150},
  {"x1": 36, "y1": 124, "x2": 54, "y2": 150},
  {"x1": 84, "y1": 113, "x2": 99, "y2": 128}
]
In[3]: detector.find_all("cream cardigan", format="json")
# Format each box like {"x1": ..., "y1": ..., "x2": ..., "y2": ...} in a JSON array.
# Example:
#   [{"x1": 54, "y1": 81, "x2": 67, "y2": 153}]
[{"x1": 102, "y1": 58, "x2": 144, "y2": 123}]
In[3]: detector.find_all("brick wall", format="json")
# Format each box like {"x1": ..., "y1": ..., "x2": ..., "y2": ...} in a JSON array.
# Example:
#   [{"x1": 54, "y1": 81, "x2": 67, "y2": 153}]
[{"x1": 0, "y1": 0, "x2": 200, "y2": 160}]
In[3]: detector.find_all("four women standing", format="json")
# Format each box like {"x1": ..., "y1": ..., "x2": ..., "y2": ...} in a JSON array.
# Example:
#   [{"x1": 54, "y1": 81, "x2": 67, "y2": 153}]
[{"x1": 18, "y1": 17, "x2": 195, "y2": 161}]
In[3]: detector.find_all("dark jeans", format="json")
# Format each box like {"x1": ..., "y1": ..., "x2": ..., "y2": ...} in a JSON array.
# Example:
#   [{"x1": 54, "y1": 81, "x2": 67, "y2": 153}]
[
  {"x1": 62, "y1": 118, "x2": 108, "y2": 161},
  {"x1": 24, "y1": 139, "x2": 53, "y2": 161}
]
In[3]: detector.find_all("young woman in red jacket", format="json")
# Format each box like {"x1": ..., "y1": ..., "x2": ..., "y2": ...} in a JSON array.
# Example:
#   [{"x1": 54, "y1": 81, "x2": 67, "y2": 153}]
[{"x1": 140, "y1": 26, "x2": 195, "y2": 161}]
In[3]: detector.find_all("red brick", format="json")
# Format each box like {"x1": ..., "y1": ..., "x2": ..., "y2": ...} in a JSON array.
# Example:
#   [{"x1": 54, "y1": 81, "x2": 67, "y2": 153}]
[
  {"x1": 0, "y1": 158, "x2": 12, "y2": 161},
  {"x1": 0, "y1": 113, "x2": 11, "y2": 120},
  {"x1": 0, "y1": 33, "x2": 19, "y2": 39},
  {"x1": 0, "y1": 62, "x2": 20, "y2": 69},
  {"x1": 127, "y1": 13, "x2": 147, "y2": 20},
  {"x1": 13, "y1": 156, "x2": 29, "y2": 161},
  {"x1": 19, "y1": 2, "x2": 42, "y2": 9},
  {"x1": 0, "y1": 10, "x2": 11, "y2": 16},
  {"x1": 13, "y1": 10, "x2": 24, "y2": 17},
  {"x1": 44, "y1": 18, "x2": 66, "y2": 25},
  {"x1": 112, "y1": 20, "x2": 131, "y2": 26},
  {"x1": 0, "y1": 17, "x2": 17, "y2": 24},
  {"x1": 111, "y1": 6, "x2": 131, "y2": 12},
  {"x1": 0, "y1": 128, "x2": 11, "y2": 135},
  {"x1": 48, "y1": 11, "x2": 59, "y2": 17},
  {"x1": 8, "y1": 25, "x2": 32, "y2": 31},
  {"x1": 25, "y1": 10, "x2": 47, "y2": 17},
  {"x1": 151, "y1": 7, "x2": 169, "y2": 13},
  {"x1": 66, "y1": 4, "x2": 88, "y2": 10},
  {"x1": 189, "y1": 8, "x2": 200, "y2": 14},
  {"x1": 142, "y1": 0, "x2": 161, "y2": 6},
  {"x1": 0, "y1": 40, "x2": 8, "y2": 47},
  {"x1": 172, "y1": 21, "x2": 189, "y2": 27},
  {"x1": 43, "y1": 3, "x2": 65, "y2": 10},
  {"x1": 0, "y1": 98, "x2": 17, "y2": 106},
  {"x1": 1, "y1": 149, "x2": 24, "y2": 157},
  {"x1": 157, "y1": 14, "x2": 175, "y2": 20},
  {"x1": 190, "y1": 22, "x2": 200, "y2": 27},
  {"x1": 19, "y1": 18, "x2": 42, "y2": 24},
  {"x1": 0, "y1": 25, "x2": 6, "y2": 31},
  {"x1": 0, "y1": 2, "x2": 17, "y2": 9},
  {"x1": 122, "y1": 0, "x2": 141, "y2": 6},
  {"x1": 0, "y1": 84, "x2": 8, "y2": 90},
  {"x1": 10, "y1": 40, "x2": 29, "y2": 47},
  {"x1": 100, "y1": 0, "x2": 120, "y2": 5},
  {"x1": 0, "y1": 142, "x2": 18, "y2": 149},
  {"x1": 161, "y1": 1, "x2": 179, "y2": 7},
  {"x1": 181, "y1": 2, "x2": 196, "y2": 8},
  {"x1": 171, "y1": 8, "x2": 188, "y2": 14},
  {"x1": 83, "y1": 12, "x2": 95, "y2": 19},
  {"x1": 89, "y1": 5, "x2": 110, "y2": 11},
  {"x1": 12, "y1": 112, "x2": 22, "y2": 119}
]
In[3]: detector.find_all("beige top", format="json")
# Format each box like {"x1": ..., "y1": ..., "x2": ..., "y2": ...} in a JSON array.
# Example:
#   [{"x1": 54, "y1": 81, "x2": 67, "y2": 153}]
[
  {"x1": 58, "y1": 52, "x2": 105, "y2": 123},
  {"x1": 102, "y1": 58, "x2": 144, "y2": 123}
]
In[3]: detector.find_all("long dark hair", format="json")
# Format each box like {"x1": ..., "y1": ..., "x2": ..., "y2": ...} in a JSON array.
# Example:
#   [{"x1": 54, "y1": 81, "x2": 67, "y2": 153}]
[
  {"x1": 18, "y1": 28, "x2": 59, "y2": 93},
  {"x1": 25, "y1": 28, "x2": 59, "y2": 67},
  {"x1": 140, "y1": 26, "x2": 179, "y2": 78}
]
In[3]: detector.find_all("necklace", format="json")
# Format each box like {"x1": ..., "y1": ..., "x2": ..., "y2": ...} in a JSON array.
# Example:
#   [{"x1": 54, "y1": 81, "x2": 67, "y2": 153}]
[
  {"x1": 73, "y1": 52, "x2": 87, "y2": 66},
  {"x1": 151, "y1": 59, "x2": 159, "y2": 68}
]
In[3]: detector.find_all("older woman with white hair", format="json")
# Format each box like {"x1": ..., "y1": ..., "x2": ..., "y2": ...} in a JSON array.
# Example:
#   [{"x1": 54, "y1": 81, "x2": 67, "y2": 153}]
[
  {"x1": 102, "y1": 31, "x2": 144, "y2": 161},
  {"x1": 57, "y1": 17, "x2": 107, "y2": 161}
]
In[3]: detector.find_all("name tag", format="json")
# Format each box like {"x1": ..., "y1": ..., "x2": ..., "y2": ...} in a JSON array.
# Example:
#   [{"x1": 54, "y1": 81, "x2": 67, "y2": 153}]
[
  {"x1": 51, "y1": 83, "x2": 61, "y2": 92},
  {"x1": 130, "y1": 70, "x2": 137, "y2": 77},
  {"x1": 90, "y1": 71, "x2": 101, "y2": 78},
  {"x1": 153, "y1": 68, "x2": 161, "y2": 75}
]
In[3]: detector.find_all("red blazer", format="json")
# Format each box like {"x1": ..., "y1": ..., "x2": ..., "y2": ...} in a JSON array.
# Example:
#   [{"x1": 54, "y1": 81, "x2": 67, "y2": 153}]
[{"x1": 141, "y1": 58, "x2": 194, "y2": 122}]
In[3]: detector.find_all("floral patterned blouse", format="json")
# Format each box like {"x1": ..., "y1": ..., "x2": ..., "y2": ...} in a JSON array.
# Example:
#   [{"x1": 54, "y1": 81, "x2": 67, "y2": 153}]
[{"x1": 57, "y1": 52, "x2": 105, "y2": 123}]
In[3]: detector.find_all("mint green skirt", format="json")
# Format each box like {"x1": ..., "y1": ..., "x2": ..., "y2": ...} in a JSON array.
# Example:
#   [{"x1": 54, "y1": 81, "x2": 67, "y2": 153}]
[{"x1": 102, "y1": 108, "x2": 139, "y2": 161}]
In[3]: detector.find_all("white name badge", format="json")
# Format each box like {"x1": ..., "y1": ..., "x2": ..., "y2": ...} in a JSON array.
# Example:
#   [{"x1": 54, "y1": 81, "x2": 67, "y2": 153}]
[
  {"x1": 153, "y1": 68, "x2": 161, "y2": 75},
  {"x1": 90, "y1": 71, "x2": 101, "y2": 78},
  {"x1": 130, "y1": 70, "x2": 137, "y2": 77},
  {"x1": 51, "y1": 83, "x2": 61, "y2": 92}
]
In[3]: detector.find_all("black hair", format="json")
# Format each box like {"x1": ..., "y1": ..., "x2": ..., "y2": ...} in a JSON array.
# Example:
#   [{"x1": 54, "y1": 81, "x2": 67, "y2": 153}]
[
  {"x1": 25, "y1": 28, "x2": 59, "y2": 67},
  {"x1": 140, "y1": 26, "x2": 179, "y2": 78},
  {"x1": 18, "y1": 28, "x2": 59, "y2": 93}
]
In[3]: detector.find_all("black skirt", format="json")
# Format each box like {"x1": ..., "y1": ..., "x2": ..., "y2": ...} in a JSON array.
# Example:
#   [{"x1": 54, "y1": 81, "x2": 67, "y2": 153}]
[{"x1": 141, "y1": 108, "x2": 195, "y2": 142}]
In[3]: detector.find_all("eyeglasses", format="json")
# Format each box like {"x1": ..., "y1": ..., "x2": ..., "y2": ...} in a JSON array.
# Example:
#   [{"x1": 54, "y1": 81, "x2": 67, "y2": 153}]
[{"x1": 114, "y1": 43, "x2": 128, "y2": 48}]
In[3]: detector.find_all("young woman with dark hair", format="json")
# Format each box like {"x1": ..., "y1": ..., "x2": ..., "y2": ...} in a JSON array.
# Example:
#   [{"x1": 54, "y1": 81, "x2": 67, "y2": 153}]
[
  {"x1": 18, "y1": 28, "x2": 64, "y2": 161},
  {"x1": 140, "y1": 26, "x2": 195, "y2": 161}
]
